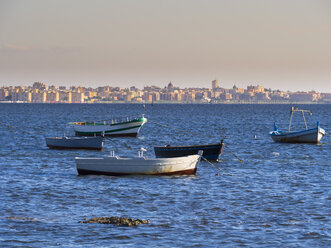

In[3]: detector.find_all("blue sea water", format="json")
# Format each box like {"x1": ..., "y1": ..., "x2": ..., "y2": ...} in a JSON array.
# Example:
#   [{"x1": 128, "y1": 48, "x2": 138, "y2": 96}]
[{"x1": 0, "y1": 103, "x2": 330, "y2": 248}]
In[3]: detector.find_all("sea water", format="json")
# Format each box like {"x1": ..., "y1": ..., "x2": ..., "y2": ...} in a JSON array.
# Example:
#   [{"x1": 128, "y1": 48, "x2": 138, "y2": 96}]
[{"x1": 0, "y1": 103, "x2": 330, "y2": 247}]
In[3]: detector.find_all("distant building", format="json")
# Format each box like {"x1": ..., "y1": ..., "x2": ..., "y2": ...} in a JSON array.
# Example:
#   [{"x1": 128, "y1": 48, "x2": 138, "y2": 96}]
[
  {"x1": 125, "y1": 91, "x2": 135, "y2": 102},
  {"x1": 143, "y1": 92, "x2": 153, "y2": 102},
  {"x1": 255, "y1": 92, "x2": 270, "y2": 101},
  {"x1": 320, "y1": 93, "x2": 331, "y2": 102},
  {"x1": 33, "y1": 82, "x2": 47, "y2": 90},
  {"x1": 212, "y1": 80, "x2": 218, "y2": 90},
  {"x1": 59, "y1": 91, "x2": 71, "y2": 102},
  {"x1": 182, "y1": 92, "x2": 195, "y2": 102},
  {"x1": 46, "y1": 91, "x2": 59, "y2": 102},
  {"x1": 0, "y1": 88, "x2": 9, "y2": 100},
  {"x1": 32, "y1": 91, "x2": 47, "y2": 103},
  {"x1": 247, "y1": 85, "x2": 265, "y2": 93},
  {"x1": 48, "y1": 85, "x2": 58, "y2": 91},
  {"x1": 71, "y1": 92, "x2": 85, "y2": 103},
  {"x1": 161, "y1": 92, "x2": 175, "y2": 101},
  {"x1": 130, "y1": 86, "x2": 138, "y2": 92},
  {"x1": 290, "y1": 92, "x2": 320, "y2": 102},
  {"x1": 12, "y1": 91, "x2": 32, "y2": 102},
  {"x1": 85, "y1": 91, "x2": 97, "y2": 98},
  {"x1": 167, "y1": 82, "x2": 174, "y2": 92},
  {"x1": 133, "y1": 97, "x2": 143, "y2": 103}
]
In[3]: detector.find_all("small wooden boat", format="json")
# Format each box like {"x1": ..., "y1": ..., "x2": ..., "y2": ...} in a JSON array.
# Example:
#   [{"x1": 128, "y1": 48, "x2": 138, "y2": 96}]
[
  {"x1": 270, "y1": 107, "x2": 326, "y2": 143},
  {"x1": 75, "y1": 150, "x2": 203, "y2": 176},
  {"x1": 154, "y1": 140, "x2": 224, "y2": 161},
  {"x1": 46, "y1": 136, "x2": 104, "y2": 150},
  {"x1": 70, "y1": 115, "x2": 147, "y2": 137}
]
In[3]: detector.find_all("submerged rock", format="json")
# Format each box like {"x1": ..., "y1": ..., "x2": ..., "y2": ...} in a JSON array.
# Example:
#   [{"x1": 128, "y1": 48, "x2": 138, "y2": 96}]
[
  {"x1": 79, "y1": 217, "x2": 150, "y2": 226},
  {"x1": 6, "y1": 216, "x2": 39, "y2": 222}
]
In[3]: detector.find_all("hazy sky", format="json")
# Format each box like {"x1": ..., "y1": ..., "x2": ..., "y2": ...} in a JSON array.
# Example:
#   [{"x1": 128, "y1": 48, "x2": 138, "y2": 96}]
[{"x1": 1, "y1": 0, "x2": 331, "y2": 92}]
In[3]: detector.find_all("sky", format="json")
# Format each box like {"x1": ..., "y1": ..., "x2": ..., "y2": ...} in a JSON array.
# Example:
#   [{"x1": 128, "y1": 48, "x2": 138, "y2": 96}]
[{"x1": 0, "y1": 0, "x2": 331, "y2": 92}]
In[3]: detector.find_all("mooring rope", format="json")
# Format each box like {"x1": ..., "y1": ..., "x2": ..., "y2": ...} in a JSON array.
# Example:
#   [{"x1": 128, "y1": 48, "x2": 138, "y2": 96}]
[
  {"x1": 225, "y1": 146, "x2": 243, "y2": 163},
  {"x1": 221, "y1": 128, "x2": 243, "y2": 163},
  {"x1": 201, "y1": 156, "x2": 231, "y2": 176}
]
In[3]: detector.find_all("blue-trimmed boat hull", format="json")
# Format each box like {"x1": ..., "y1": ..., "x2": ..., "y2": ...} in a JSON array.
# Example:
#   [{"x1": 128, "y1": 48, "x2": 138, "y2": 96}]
[{"x1": 269, "y1": 127, "x2": 325, "y2": 143}]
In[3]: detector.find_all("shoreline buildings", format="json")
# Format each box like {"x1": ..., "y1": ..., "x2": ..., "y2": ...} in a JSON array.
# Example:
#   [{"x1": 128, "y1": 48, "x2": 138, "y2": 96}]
[{"x1": 1, "y1": 81, "x2": 331, "y2": 103}]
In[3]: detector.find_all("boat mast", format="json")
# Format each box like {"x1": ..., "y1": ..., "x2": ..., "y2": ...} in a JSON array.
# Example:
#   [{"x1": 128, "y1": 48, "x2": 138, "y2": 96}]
[
  {"x1": 302, "y1": 110, "x2": 307, "y2": 130},
  {"x1": 288, "y1": 107, "x2": 294, "y2": 132},
  {"x1": 288, "y1": 107, "x2": 312, "y2": 132}
]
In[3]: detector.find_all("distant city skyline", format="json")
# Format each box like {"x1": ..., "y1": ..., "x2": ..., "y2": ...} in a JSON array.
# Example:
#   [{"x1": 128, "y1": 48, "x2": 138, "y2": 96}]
[
  {"x1": 1, "y1": 0, "x2": 331, "y2": 92},
  {"x1": 2, "y1": 80, "x2": 331, "y2": 94},
  {"x1": 2, "y1": 81, "x2": 331, "y2": 104}
]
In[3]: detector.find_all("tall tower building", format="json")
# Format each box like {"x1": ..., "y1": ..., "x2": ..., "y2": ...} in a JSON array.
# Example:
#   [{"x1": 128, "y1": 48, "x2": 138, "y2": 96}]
[{"x1": 212, "y1": 80, "x2": 218, "y2": 90}]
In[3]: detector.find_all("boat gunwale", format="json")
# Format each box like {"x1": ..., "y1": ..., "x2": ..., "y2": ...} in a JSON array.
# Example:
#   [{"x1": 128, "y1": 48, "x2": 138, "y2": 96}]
[
  {"x1": 154, "y1": 142, "x2": 223, "y2": 150},
  {"x1": 45, "y1": 136, "x2": 104, "y2": 150},
  {"x1": 74, "y1": 117, "x2": 147, "y2": 127},
  {"x1": 75, "y1": 154, "x2": 200, "y2": 162},
  {"x1": 47, "y1": 145, "x2": 102, "y2": 150},
  {"x1": 46, "y1": 136, "x2": 103, "y2": 140}
]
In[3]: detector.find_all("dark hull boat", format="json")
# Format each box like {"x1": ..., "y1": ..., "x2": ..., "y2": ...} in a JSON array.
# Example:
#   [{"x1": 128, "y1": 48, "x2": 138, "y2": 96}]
[
  {"x1": 46, "y1": 136, "x2": 104, "y2": 150},
  {"x1": 154, "y1": 140, "x2": 224, "y2": 161}
]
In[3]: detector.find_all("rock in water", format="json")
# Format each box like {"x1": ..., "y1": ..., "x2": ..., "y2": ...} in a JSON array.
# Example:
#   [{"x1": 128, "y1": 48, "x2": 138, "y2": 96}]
[
  {"x1": 79, "y1": 217, "x2": 150, "y2": 226},
  {"x1": 6, "y1": 216, "x2": 39, "y2": 222}
]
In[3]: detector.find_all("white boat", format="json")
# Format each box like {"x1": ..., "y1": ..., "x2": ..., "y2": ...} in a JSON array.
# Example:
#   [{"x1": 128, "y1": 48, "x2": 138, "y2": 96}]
[
  {"x1": 270, "y1": 107, "x2": 326, "y2": 143},
  {"x1": 70, "y1": 115, "x2": 147, "y2": 137},
  {"x1": 46, "y1": 136, "x2": 104, "y2": 150},
  {"x1": 75, "y1": 150, "x2": 203, "y2": 176},
  {"x1": 270, "y1": 126, "x2": 325, "y2": 143}
]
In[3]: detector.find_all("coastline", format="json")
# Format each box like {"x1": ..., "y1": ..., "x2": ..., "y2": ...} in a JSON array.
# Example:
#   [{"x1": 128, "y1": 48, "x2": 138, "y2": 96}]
[{"x1": 1, "y1": 101, "x2": 331, "y2": 104}]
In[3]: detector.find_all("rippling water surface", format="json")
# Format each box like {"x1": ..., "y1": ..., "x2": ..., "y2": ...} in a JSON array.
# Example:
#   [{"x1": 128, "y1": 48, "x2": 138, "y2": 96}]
[{"x1": 0, "y1": 103, "x2": 330, "y2": 247}]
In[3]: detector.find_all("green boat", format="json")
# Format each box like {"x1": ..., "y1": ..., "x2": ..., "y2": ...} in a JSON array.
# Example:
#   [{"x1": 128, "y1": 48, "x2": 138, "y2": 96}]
[{"x1": 70, "y1": 115, "x2": 147, "y2": 137}]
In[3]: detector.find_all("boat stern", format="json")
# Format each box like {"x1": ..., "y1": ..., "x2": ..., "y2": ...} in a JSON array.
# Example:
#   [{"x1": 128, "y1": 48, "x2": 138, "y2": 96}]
[{"x1": 317, "y1": 126, "x2": 326, "y2": 143}]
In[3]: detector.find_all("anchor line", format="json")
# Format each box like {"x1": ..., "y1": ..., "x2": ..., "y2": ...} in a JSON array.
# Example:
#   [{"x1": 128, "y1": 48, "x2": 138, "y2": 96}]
[
  {"x1": 201, "y1": 156, "x2": 231, "y2": 176},
  {"x1": 225, "y1": 146, "x2": 243, "y2": 163},
  {"x1": 221, "y1": 128, "x2": 243, "y2": 163}
]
